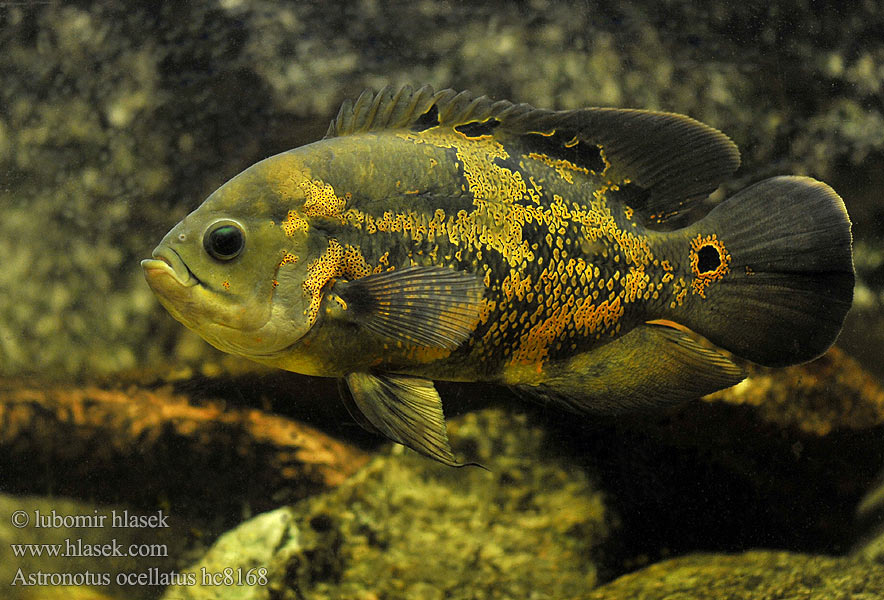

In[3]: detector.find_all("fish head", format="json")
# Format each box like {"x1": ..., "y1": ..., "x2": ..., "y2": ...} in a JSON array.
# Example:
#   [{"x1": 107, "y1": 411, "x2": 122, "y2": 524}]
[{"x1": 142, "y1": 153, "x2": 336, "y2": 364}]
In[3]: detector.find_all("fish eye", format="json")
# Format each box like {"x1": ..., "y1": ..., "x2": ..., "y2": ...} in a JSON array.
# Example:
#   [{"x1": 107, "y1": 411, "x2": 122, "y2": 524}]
[{"x1": 203, "y1": 221, "x2": 245, "y2": 261}]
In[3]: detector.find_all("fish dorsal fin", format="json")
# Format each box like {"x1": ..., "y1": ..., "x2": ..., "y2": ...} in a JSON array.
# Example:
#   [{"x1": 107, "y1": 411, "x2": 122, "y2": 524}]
[
  {"x1": 539, "y1": 108, "x2": 741, "y2": 228},
  {"x1": 325, "y1": 84, "x2": 440, "y2": 138},
  {"x1": 324, "y1": 84, "x2": 526, "y2": 138},
  {"x1": 326, "y1": 85, "x2": 740, "y2": 227}
]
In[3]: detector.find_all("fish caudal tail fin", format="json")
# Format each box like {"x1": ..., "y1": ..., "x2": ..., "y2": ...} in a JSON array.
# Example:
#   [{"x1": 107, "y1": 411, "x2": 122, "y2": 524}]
[{"x1": 667, "y1": 176, "x2": 854, "y2": 367}]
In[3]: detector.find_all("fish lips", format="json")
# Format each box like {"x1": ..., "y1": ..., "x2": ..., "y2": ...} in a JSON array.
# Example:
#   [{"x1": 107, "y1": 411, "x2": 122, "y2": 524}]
[
  {"x1": 141, "y1": 246, "x2": 198, "y2": 289},
  {"x1": 141, "y1": 246, "x2": 205, "y2": 331}
]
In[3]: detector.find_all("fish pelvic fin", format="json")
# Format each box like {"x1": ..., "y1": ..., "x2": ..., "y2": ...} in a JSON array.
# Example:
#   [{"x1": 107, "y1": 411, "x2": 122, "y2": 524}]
[
  {"x1": 343, "y1": 372, "x2": 480, "y2": 467},
  {"x1": 511, "y1": 323, "x2": 745, "y2": 413},
  {"x1": 665, "y1": 176, "x2": 854, "y2": 367}
]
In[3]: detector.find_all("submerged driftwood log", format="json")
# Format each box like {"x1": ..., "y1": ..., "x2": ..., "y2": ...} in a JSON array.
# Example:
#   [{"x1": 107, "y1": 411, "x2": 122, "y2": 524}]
[{"x1": 0, "y1": 376, "x2": 369, "y2": 518}]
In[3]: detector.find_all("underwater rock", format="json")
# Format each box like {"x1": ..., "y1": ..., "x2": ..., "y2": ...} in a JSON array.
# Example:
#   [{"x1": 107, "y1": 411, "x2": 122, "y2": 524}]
[
  {"x1": 705, "y1": 347, "x2": 884, "y2": 435},
  {"x1": 162, "y1": 409, "x2": 610, "y2": 600},
  {"x1": 0, "y1": 377, "x2": 368, "y2": 515},
  {"x1": 161, "y1": 507, "x2": 301, "y2": 600},
  {"x1": 586, "y1": 550, "x2": 884, "y2": 599}
]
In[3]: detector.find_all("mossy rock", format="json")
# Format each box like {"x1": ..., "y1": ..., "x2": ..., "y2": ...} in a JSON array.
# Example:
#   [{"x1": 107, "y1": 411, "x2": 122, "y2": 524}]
[
  {"x1": 164, "y1": 409, "x2": 610, "y2": 599},
  {"x1": 588, "y1": 550, "x2": 884, "y2": 599}
]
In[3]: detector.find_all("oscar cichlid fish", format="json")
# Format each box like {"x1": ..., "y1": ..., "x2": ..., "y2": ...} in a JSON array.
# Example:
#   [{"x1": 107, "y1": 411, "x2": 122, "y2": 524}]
[{"x1": 142, "y1": 85, "x2": 854, "y2": 466}]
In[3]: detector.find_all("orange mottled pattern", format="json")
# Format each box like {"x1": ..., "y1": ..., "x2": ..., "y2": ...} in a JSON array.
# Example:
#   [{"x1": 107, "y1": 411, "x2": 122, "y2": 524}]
[
  {"x1": 277, "y1": 125, "x2": 733, "y2": 377},
  {"x1": 303, "y1": 240, "x2": 344, "y2": 327}
]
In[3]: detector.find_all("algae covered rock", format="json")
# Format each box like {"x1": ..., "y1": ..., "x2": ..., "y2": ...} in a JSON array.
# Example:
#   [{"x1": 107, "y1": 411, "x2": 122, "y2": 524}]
[
  {"x1": 162, "y1": 409, "x2": 610, "y2": 599},
  {"x1": 587, "y1": 550, "x2": 884, "y2": 600},
  {"x1": 705, "y1": 347, "x2": 884, "y2": 435}
]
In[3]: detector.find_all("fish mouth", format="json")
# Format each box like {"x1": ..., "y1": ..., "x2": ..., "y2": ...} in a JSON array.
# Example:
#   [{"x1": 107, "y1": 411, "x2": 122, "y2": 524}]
[{"x1": 141, "y1": 247, "x2": 198, "y2": 287}]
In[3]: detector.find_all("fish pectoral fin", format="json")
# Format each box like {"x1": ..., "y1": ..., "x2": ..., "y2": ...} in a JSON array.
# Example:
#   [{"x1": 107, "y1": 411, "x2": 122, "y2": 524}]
[
  {"x1": 512, "y1": 323, "x2": 746, "y2": 414},
  {"x1": 331, "y1": 266, "x2": 484, "y2": 350},
  {"x1": 344, "y1": 372, "x2": 472, "y2": 467}
]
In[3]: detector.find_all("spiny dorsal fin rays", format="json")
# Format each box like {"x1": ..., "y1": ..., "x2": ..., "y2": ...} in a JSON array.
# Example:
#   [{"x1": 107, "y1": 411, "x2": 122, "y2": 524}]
[
  {"x1": 326, "y1": 84, "x2": 523, "y2": 138},
  {"x1": 325, "y1": 85, "x2": 740, "y2": 228},
  {"x1": 325, "y1": 84, "x2": 438, "y2": 138}
]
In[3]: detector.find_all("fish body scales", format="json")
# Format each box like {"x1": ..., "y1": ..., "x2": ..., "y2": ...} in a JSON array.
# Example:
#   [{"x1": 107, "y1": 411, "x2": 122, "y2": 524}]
[{"x1": 273, "y1": 129, "x2": 664, "y2": 384}]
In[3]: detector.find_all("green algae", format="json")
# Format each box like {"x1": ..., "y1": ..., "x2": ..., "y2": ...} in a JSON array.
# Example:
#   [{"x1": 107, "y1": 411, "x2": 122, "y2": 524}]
[
  {"x1": 163, "y1": 409, "x2": 610, "y2": 599},
  {"x1": 588, "y1": 550, "x2": 884, "y2": 600}
]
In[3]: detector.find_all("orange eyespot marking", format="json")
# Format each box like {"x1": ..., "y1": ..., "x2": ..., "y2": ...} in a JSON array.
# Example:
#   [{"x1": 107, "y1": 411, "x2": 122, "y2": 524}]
[
  {"x1": 690, "y1": 234, "x2": 731, "y2": 298},
  {"x1": 282, "y1": 211, "x2": 309, "y2": 236},
  {"x1": 222, "y1": 280, "x2": 230, "y2": 290},
  {"x1": 272, "y1": 280, "x2": 279, "y2": 288}
]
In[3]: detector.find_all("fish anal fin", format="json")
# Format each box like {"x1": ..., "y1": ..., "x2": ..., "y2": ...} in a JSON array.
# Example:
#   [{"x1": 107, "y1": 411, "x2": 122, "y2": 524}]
[
  {"x1": 345, "y1": 372, "x2": 473, "y2": 467},
  {"x1": 513, "y1": 323, "x2": 746, "y2": 414}
]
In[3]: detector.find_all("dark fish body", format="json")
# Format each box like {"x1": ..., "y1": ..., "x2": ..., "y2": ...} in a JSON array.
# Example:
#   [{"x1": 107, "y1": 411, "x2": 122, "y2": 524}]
[
  {"x1": 258, "y1": 128, "x2": 724, "y2": 381},
  {"x1": 143, "y1": 86, "x2": 854, "y2": 465}
]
